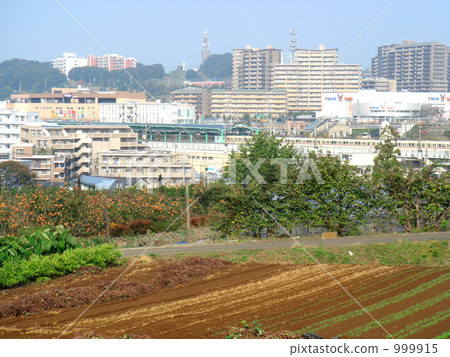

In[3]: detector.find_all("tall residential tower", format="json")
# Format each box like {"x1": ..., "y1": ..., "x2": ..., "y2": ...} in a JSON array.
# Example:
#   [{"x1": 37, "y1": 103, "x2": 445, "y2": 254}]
[
  {"x1": 371, "y1": 40, "x2": 449, "y2": 92},
  {"x1": 232, "y1": 46, "x2": 281, "y2": 90},
  {"x1": 273, "y1": 45, "x2": 361, "y2": 112}
]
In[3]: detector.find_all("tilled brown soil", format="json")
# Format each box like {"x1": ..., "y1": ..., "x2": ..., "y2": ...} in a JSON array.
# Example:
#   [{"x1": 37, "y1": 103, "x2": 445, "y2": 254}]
[{"x1": 0, "y1": 259, "x2": 448, "y2": 339}]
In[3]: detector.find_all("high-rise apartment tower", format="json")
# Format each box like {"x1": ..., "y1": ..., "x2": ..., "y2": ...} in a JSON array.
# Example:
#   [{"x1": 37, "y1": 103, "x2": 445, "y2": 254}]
[
  {"x1": 232, "y1": 46, "x2": 281, "y2": 90},
  {"x1": 371, "y1": 40, "x2": 449, "y2": 92}
]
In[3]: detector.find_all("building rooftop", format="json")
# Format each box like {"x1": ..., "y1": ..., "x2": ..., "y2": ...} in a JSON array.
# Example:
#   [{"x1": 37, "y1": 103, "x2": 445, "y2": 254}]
[{"x1": 76, "y1": 175, "x2": 118, "y2": 190}]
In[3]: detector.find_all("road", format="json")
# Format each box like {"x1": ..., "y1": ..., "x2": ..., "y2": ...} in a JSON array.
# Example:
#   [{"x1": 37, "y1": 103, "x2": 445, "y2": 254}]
[{"x1": 121, "y1": 231, "x2": 450, "y2": 257}]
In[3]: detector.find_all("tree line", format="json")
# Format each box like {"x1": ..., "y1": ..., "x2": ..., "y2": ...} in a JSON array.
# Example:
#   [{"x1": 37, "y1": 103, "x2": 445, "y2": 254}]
[
  {"x1": 201, "y1": 128, "x2": 449, "y2": 237},
  {"x1": 0, "y1": 59, "x2": 66, "y2": 100},
  {"x1": 0, "y1": 53, "x2": 233, "y2": 101}
]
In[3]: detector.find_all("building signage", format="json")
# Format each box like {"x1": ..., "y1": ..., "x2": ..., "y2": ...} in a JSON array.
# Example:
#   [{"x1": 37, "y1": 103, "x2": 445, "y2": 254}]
[
  {"x1": 51, "y1": 109, "x2": 86, "y2": 119},
  {"x1": 325, "y1": 94, "x2": 345, "y2": 102}
]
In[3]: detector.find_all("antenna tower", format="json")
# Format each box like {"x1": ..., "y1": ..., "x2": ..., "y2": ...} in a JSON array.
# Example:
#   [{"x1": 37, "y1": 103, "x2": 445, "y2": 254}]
[
  {"x1": 289, "y1": 29, "x2": 298, "y2": 63},
  {"x1": 201, "y1": 31, "x2": 210, "y2": 65}
]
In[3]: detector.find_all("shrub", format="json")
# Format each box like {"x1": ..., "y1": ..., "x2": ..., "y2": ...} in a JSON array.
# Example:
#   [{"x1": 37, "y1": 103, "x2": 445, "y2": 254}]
[
  {"x1": 129, "y1": 219, "x2": 152, "y2": 234},
  {"x1": 0, "y1": 244, "x2": 122, "y2": 288},
  {"x1": 109, "y1": 223, "x2": 131, "y2": 237},
  {"x1": 0, "y1": 186, "x2": 187, "y2": 237},
  {"x1": 190, "y1": 214, "x2": 210, "y2": 227},
  {"x1": 24, "y1": 225, "x2": 80, "y2": 255},
  {"x1": 0, "y1": 235, "x2": 31, "y2": 264},
  {"x1": 0, "y1": 226, "x2": 80, "y2": 265}
]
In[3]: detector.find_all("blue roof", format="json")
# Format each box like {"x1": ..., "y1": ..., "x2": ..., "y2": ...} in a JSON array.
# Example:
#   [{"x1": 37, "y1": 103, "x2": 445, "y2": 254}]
[
  {"x1": 305, "y1": 119, "x2": 322, "y2": 132},
  {"x1": 79, "y1": 175, "x2": 117, "y2": 190}
]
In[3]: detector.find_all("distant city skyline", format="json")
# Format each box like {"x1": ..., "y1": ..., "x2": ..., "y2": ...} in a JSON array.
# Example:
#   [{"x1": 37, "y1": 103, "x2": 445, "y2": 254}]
[{"x1": 1, "y1": 0, "x2": 450, "y2": 71}]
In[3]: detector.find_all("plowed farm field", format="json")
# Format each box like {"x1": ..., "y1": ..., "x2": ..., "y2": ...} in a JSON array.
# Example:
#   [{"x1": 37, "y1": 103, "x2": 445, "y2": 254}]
[{"x1": 0, "y1": 258, "x2": 448, "y2": 339}]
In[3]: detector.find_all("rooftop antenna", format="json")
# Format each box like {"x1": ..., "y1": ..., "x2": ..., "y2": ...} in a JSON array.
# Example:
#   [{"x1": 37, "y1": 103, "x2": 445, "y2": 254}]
[
  {"x1": 201, "y1": 31, "x2": 210, "y2": 65},
  {"x1": 289, "y1": 29, "x2": 298, "y2": 63}
]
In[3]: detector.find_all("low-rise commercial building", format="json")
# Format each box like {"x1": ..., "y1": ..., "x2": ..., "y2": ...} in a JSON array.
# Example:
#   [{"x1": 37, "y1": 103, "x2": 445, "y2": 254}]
[
  {"x1": 99, "y1": 101, "x2": 195, "y2": 124},
  {"x1": 320, "y1": 91, "x2": 450, "y2": 120},
  {"x1": 6, "y1": 87, "x2": 146, "y2": 121}
]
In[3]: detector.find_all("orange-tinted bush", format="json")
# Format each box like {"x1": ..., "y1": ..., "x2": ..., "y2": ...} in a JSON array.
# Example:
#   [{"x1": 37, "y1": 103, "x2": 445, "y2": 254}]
[
  {"x1": 129, "y1": 219, "x2": 152, "y2": 234},
  {"x1": 190, "y1": 214, "x2": 210, "y2": 227},
  {"x1": 109, "y1": 223, "x2": 131, "y2": 237}
]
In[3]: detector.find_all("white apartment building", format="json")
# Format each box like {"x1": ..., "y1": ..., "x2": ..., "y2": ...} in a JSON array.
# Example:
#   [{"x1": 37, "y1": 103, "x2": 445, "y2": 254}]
[
  {"x1": 97, "y1": 149, "x2": 193, "y2": 188},
  {"x1": 273, "y1": 45, "x2": 361, "y2": 112},
  {"x1": 52, "y1": 53, "x2": 88, "y2": 76},
  {"x1": 210, "y1": 89, "x2": 287, "y2": 118},
  {"x1": 0, "y1": 110, "x2": 46, "y2": 159},
  {"x1": 99, "y1": 102, "x2": 195, "y2": 124}
]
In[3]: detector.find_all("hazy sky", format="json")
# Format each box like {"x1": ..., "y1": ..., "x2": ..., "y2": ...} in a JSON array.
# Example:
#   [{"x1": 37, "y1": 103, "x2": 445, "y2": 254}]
[{"x1": 2, "y1": 0, "x2": 450, "y2": 71}]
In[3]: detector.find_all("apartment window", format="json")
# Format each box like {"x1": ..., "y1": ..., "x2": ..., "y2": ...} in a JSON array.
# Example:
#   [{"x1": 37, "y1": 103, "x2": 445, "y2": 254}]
[{"x1": 17, "y1": 149, "x2": 24, "y2": 155}]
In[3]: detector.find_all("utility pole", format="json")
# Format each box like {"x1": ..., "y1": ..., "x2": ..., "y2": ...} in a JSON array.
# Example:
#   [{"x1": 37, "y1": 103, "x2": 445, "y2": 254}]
[
  {"x1": 183, "y1": 153, "x2": 190, "y2": 241},
  {"x1": 418, "y1": 123, "x2": 422, "y2": 160},
  {"x1": 185, "y1": 181, "x2": 191, "y2": 242}
]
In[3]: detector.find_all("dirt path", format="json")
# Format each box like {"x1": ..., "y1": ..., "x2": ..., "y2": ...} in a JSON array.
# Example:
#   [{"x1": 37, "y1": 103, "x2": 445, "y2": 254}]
[{"x1": 0, "y1": 261, "x2": 448, "y2": 339}]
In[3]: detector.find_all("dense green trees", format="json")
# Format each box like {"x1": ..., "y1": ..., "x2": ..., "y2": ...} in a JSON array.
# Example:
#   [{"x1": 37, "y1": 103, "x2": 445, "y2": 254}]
[
  {"x1": 0, "y1": 59, "x2": 66, "y2": 100},
  {"x1": 286, "y1": 152, "x2": 370, "y2": 235},
  {"x1": 0, "y1": 161, "x2": 35, "y2": 190},
  {"x1": 198, "y1": 53, "x2": 232, "y2": 80},
  {"x1": 0, "y1": 54, "x2": 233, "y2": 101},
  {"x1": 212, "y1": 129, "x2": 450, "y2": 238},
  {"x1": 220, "y1": 132, "x2": 300, "y2": 236},
  {"x1": 68, "y1": 63, "x2": 165, "y2": 89},
  {"x1": 185, "y1": 69, "x2": 203, "y2": 81},
  {"x1": 370, "y1": 126, "x2": 450, "y2": 232},
  {"x1": 0, "y1": 58, "x2": 169, "y2": 101}
]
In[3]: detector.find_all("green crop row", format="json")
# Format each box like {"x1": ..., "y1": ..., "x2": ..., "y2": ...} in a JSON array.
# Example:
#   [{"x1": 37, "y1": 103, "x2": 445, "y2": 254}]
[
  {"x1": 296, "y1": 274, "x2": 450, "y2": 333},
  {"x1": 393, "y1": 309, "x2": 449, "y2": 338},
  {"x1": 346, "y1": 291, "x2": 450, "y2": 338},
  {"x1": 0, "y1": 244, "x2": 122, "y2": 288},
  {"x1": 265, "y1": 267, "x2": 436, "y2": 330},
  {"x1": 434, "y1": 331, "x2": 450, "y2": 339}
]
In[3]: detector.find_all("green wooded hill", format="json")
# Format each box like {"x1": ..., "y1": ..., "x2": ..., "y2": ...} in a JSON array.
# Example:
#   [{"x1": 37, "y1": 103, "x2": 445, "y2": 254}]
[
  {"x1": 0, "y1": 59, "x2": 67, "y2": 100},
  {"x1": 0, "y1": 53, "x2": 233, "y2": 101}
]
